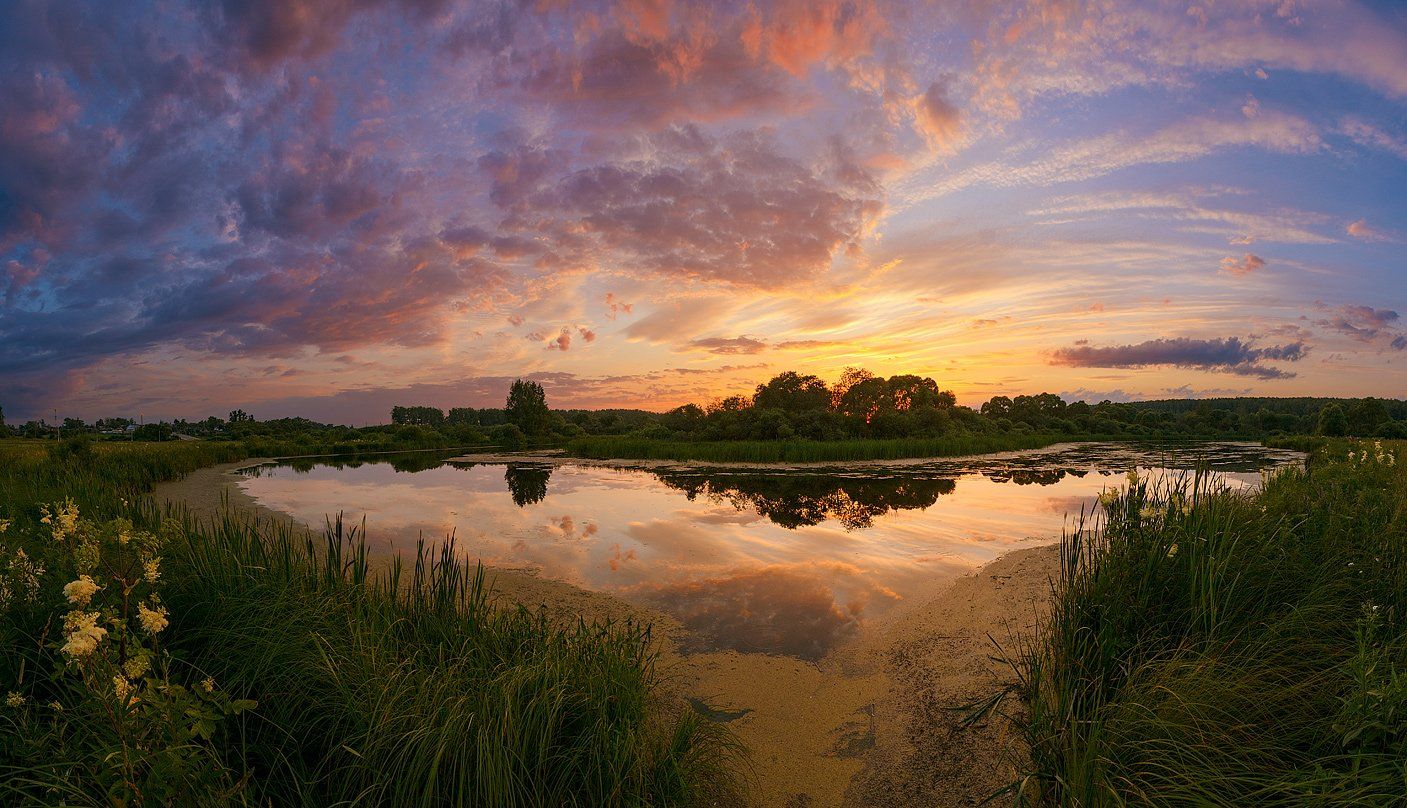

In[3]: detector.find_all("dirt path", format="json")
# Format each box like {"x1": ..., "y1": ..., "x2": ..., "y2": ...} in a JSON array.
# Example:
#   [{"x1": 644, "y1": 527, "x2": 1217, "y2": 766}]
[{"x1": 153, "y1": 460, "x2": 1059, "y2": 807}]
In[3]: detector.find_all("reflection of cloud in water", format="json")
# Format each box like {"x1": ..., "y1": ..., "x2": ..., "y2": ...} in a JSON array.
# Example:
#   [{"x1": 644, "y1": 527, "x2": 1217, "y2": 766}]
[
  {"x1": 631, "y1": 564, "x2": 895, "y2": 660},
  {"x1": 545, "y1": 515, "x2": 598, "y2": 540},
  {"x1": 237, "y1": 443, "x2": 1303, "y2": 660}
]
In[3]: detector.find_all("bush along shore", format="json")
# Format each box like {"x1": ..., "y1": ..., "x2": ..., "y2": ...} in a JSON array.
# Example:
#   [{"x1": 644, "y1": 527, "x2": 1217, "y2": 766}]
[
  {"x1": 565, "y1": 433, "x2": 1073, "y2": 463},
  {"x1": 1016, "y1": 439, "x2": 1405, "y2": 805},
  {"x1": 0, "y1": 440, "x2": 744, "y2": 805}
]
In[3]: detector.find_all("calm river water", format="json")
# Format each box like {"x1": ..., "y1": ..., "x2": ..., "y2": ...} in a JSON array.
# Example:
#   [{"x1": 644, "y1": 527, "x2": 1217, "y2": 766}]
[{"x1": 237, "y1": 442, "x2": 1302, "y2": 660}]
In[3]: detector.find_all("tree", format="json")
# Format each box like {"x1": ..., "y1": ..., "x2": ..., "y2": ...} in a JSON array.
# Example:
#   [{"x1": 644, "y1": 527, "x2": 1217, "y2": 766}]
[
  {"x1": 981, "y1": 396, "x2": 1013, "y2": 419},
  {"x1": 505, "y1": 380, "x2": 550, "y2": 436},
  {"x1": 831, "y1": 367, "x2": 876, "y2": 410},
  {"x1": 1317, "y1": 403, "x2": 1348, "y2": 437},
  {"x1": 390, "y1": 406, "x2": 444, "y2": 427},
  {"x1": 752, "y1": 371, "x2": 830, "y2": 412},
  {"x1": 1346, "y1": 398, "x2": 1389, "y2": 436},
  {"x1": 836, "y1": 376, "x2": 889, "y2": 421},
  {"x1": 662, "y1": 404, "x2": 706, "y2": 433},
  {"x1": 229, "y1": 409, "x2": 253, "y2": 423},
  {"x1": 0, "y1": 404, "x2": 7, "y2": 437}
]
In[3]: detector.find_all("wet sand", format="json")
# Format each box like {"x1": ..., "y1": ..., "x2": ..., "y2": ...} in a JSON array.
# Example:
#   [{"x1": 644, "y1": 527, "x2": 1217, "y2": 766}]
[{"x1": 154, "y1": 459, "x2": 1059, "y2": 807}]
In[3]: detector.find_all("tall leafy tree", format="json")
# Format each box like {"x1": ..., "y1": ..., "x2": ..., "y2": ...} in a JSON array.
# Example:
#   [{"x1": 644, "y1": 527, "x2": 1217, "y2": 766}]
[
  {"x1": 752, "y1": 371, "x2": 830, "y2": 412},
  {"x1": 506, "y1": 379, "x2": 550, "y2": 436},
  {"x1": 1317, "y1": 403, "x2": 1349, "y2": 437}
]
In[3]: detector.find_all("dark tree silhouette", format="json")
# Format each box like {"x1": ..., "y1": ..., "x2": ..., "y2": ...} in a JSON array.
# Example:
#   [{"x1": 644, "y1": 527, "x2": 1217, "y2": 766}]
[{"x1": 506, "y1": 379, "x2": 550, "y2": 436}]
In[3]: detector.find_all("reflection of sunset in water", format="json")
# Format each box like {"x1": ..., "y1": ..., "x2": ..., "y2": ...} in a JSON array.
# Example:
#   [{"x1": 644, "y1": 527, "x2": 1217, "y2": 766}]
[{"x1": 238, "y1": 443, "x2": 1301, "y2": 659}]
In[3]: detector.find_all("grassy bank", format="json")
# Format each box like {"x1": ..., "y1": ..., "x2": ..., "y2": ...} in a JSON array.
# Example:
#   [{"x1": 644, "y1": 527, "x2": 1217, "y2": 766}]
[
  {"x1": 566, "y1": 433, "x2": 1070, "y2": 463},
  {"x1": 0, "y1": 439, "x2": 743, "y2": 805},
  {"x1": 1017, "y1": 439, "x2": 1405, "y2": 805}
]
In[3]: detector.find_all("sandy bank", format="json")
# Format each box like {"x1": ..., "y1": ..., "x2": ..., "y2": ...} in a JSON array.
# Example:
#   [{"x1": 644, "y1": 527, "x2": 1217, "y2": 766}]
[{"x1": 153, "y1": 459, "x2": 1060, "y2": 807}]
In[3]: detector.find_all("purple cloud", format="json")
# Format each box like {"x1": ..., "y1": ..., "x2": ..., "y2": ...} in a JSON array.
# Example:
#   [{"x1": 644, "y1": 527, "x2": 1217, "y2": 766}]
[{"x1": 1050, "y1": 337, "x2": 1307, "y2": 380}]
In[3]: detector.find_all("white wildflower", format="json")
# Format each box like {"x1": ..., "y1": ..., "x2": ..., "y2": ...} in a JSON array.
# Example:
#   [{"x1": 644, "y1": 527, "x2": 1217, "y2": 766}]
[
  {"x1": 137, "y1": 602, "x2": 168, "y2": 635},
  {"x1": 5, "y1": 692, "x2": 24, "y2": 708},
  {"x1": 1139, "y1": 505, "x2": 1166, "y2": 521},
  {"x1": 1167, "y1": 543, "x2": 1179, "y2": 559},
  {"x1": 200, "y1": 676, "x2": 216, "y2": 694},
  {"x1": 113, "y1": 676, "x2": 134, "y2": 703},
  {"x1": 6, "y1": 549, "x2": 45, "y2": 605},
  {"x1": 63, "y1": 574, "x2": 101, "y2": 608},
  {"x1": 61, "y1": 610, "x2": 107, "y2": 657},
  {"x1": 142, "y1": 557, "x2": 161, "y2": 584},
  {"x1": 41, "y1": 500, "x2": 80, "y2": 543},
  {"x1": 0, "y1": 519, "x2": 9, "y2": 534}
]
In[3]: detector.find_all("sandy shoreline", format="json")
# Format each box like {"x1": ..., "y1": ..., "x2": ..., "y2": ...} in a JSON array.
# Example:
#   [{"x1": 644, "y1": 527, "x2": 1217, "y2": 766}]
[{"x1": 154, "y1": 459, "x2": 1060, "y2": 807}]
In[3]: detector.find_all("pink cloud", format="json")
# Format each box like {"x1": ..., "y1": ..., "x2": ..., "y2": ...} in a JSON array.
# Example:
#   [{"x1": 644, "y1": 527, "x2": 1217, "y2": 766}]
[
  {"x1": 1220, "y1": 253, "x2": 1266, "y2": 276},
  {"x1": 1346, "y1": 219, "x2": 1390, "y2": 242},
  {"x1": 914, "y1": 80, "x2": 962, "y2": 149}
]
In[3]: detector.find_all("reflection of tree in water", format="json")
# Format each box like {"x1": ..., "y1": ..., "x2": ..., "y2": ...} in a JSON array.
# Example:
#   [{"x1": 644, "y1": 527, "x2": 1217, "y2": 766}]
[
  {"x1": 654, "y1": 473, "x2": 957, "y2": 530},
  {"x1": 984, "y1": 468, "x2": 1070, "y2": 485},
  {"x1": 504, "y1": 463, "x2": 552, "y2": 507},
  {"x1": 254, "y1": 453, "x2": 449, "y2": 475}
]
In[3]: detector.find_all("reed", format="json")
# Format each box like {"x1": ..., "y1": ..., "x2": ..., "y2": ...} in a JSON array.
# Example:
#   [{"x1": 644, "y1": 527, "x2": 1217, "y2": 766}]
[{"x1": 1015, "y1": 440, "x2": 1406, "y2": 805}]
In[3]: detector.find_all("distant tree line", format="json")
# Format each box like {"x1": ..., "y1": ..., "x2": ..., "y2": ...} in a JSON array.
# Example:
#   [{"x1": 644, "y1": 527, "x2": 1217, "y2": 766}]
[{"x1": 3, "y1": 373, "x2": 1404, "y2": 447}]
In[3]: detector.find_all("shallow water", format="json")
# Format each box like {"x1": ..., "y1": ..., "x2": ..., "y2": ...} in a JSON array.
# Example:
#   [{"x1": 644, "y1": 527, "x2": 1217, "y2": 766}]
[{"x1": 237, "y1": 441, "x2": 1302, "y2": 660}]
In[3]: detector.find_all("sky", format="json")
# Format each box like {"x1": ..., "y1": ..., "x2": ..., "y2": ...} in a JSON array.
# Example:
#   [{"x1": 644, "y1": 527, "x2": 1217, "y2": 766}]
[{"x1": 2, "y1": 0, "x2": 1405, "y2": 424}]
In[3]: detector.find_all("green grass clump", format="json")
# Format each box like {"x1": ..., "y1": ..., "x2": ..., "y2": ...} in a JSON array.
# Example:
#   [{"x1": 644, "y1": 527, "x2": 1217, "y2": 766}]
[
  {"x1": 0, "y1": 440, "x2": 744, "y2": 806},
  {"x1": 1017, "y1": 439, "x2": 1406, "y2": 806},
  {"x1": 567, "y1": 433, "x2": 1067, "y2": 463}
]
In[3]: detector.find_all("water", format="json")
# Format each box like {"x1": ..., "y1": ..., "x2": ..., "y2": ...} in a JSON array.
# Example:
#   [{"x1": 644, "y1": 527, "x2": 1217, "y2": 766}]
[{"x1": 237, "y1": 442, "x2": 1302, "y2": 660}]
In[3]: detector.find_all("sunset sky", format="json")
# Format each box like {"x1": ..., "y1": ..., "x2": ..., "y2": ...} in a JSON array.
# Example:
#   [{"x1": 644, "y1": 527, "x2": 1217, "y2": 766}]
[{"x1": 2, "y1": 0, "x2": 1405, "y2": 423}]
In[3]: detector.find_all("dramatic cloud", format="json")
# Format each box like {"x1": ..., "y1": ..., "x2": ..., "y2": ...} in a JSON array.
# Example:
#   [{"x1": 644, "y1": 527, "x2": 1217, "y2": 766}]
[
  {"x1": 1050, "y1": 337, "x2": 1308, "y2": 380},
  {"x1": 3, "y1": 0, "x2": 1406, "y2": 420},
  {"x1": 488, "y1": 126, "x2": 883, "y2": 287}
]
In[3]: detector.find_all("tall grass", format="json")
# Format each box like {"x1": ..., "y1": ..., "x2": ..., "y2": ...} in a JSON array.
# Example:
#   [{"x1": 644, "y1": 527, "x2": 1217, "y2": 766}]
[
  {"x1": 0, "y1": 439, "x2": 745, "y2": 805},
  {"x1": 1016, "y1": 440, "x2": 1405, "y2": 805},
  {"x1": 566, "y1": 433, "x2": 1068, "y2": 463}
]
